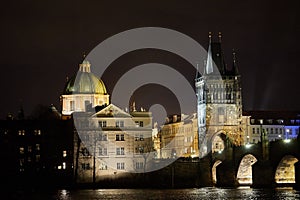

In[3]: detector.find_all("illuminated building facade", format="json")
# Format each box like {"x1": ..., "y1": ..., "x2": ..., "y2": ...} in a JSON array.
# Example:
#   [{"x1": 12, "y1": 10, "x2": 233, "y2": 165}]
[
  {"x1": 159, "y1": 114, "x2": 199, "y2": 159},
  {"x1": 73, "y1": 104, "x2": 153, "y2": 183},
  {"x1": 195, "y1": 33, "x2": 243, "y2": 157},
  {"x1": 243, "y1": 111, "x2": 300, "y2": 144}
]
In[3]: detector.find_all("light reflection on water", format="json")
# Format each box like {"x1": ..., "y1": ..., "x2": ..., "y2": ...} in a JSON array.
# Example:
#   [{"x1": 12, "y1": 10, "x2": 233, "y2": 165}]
[
  {"x1": 6, "y1": 187, "x2": 299, "y2": 200},
  {"x1": 51, "y1": 187, "x2": 300, "y2": 200}
]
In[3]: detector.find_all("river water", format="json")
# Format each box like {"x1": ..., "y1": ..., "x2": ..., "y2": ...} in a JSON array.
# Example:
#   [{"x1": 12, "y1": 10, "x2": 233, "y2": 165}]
[{"x1": 7, "y1": 187, "x2": 300, "y2": 200}]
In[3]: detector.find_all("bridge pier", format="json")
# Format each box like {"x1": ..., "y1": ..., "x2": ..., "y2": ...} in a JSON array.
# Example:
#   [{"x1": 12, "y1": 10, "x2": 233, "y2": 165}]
[
  {"x1": 294, "y1": 161, "x2": 300, "y2": 190},
  {"x1": 252, "y1": 160, "x2": 274, "y2": 188},
  {"x1": 198, "y1": 156, "x2": 213, "y2": 187},
  {"x1": 216, "y1": 160, "x2": 238, "y2": 187}
]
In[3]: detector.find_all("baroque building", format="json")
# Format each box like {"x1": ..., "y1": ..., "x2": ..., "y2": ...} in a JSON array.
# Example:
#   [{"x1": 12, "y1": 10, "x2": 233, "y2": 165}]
[
  {"x1": 195, "y1": 33, "x2": 243, "y2": 157},
  {"x1": 62, "y1": 60, "x2": 154, "y2": 183}
]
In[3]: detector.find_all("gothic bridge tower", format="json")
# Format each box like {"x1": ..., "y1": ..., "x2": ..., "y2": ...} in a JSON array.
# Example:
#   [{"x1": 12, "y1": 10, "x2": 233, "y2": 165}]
[{"x1": 196, "y1": 32, "x2": 243, "y2": 157}]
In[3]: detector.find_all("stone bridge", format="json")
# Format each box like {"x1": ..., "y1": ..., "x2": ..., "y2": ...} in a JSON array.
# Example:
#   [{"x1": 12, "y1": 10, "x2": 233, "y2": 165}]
[{"x1": 201, "y1": 137, "x2": 300, "y2": 189}]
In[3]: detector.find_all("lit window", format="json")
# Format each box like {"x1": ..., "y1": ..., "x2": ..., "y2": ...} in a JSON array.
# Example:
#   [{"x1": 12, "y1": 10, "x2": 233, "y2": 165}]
[
  {"x1": 58, "y1": 165, "x2": 62, "y2": 170},
  {"x1": 28, "y1": 146, "x2": 32, "y2": 153},
  {"x1": 18, "y1": 130, "x2": 25, "y2": 136},
  {"x1": 63, "y1": 150, "x2": 67, "y2": 157},
  {"x1": 34, "y1": 129, "x2": 41, "y2": 136},
  {"x1": 36, "y1": 144, "x2": 40, "y2": 151},
  {"x1": 19, "y1": 147, "x2": 24, "y2": 154},
  {"x1": 63, "y1": 162, "x2": 66, "y2": 169}
]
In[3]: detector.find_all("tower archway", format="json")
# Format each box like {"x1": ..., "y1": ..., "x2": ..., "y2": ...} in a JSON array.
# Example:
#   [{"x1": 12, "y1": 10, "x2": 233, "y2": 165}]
[{"x1": 211, "y1": 132, "x2": 226, "y2": 153}]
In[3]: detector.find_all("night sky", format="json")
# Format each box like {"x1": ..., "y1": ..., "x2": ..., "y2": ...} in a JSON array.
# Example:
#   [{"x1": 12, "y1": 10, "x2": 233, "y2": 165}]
[{"x1": 0, "y1": 0, "x2": 299, "y2": 119}]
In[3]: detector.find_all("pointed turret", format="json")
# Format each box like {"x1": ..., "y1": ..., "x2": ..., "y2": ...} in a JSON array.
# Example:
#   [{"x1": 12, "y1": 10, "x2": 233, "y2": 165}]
[
  {"x1": 204, "y1": 32, "x2": 227, "y2": 75},
  {"x1": 232, "y1": 49, "x2": 239, "y2": 75}
]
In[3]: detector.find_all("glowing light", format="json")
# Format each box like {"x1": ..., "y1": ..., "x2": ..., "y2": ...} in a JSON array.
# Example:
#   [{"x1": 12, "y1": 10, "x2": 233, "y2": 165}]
[
  {"x1": 245, "y1": 143, "x2": 252, "y2": 149},
  {"x1": 284, "y1": 139, "x2": 291, "y2": 143},
  {"x1": 63, "y1": 162, "x2": 66, "y2": 169}
]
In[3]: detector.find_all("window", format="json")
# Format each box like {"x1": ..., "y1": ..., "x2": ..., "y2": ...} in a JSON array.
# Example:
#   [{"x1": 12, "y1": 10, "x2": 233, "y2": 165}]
[
  {"x1": 63, "y1": 150, "x2": 67, "y2": 157},
  {"x1": 135, "y1": 134, "x2": 143, "y2": 141},
  {"x1": 252, "y1": 128, "x2": 255, "y2": 134},
  {"x1": 99, "y1": 121, "x2": 107, "y2": 128},
  {"x1": 84, "y1": 100, "x2": 91, "y2": 109},
  {"x1": 98, "y1": 133, "x2": 107, "y2": 141},
  {"x1": 19, "y1": 147, "x2": 24, "y2": 154},
  {"x1": 135, "y1": 146, "x2": 144, "y2": 153},
  {"x1": 28, "y1": 146, "x2": 32, "y2": 153},
  {"x1": 253, "y1": 139, "x2": 256, "y2": 143},
  {"x1": 135, "y1": 121, "x2": 144, "y2": 127},
  {"x1": 18, "y1": 130, "x2": 25, "y2": 136},
  {"x1": 256, "y1": 128, "x2": 260, "y2": 134},
  {"x1": 116, "y1": 134, "x2": 125, "y2": 141},
  {"x1": 99, "y1": 163, "x2": 107, "y2": 170},
  {"x1": 36, "y1": 155, "x2": 40, "y2": 162},
  {"x1": 70, "y1": 101, "x2": 75, "y2": 111},
  {"x1": 136, "y1": 162, "x2": 144, "y2": 169},
  {"x1": 117, "y1": 162, "x2": 125, "y2": 170},
  {"x1": 81, "y1": 148, "x2": 90, "y2": 156},
  {"x1": 34, "y1": 129, "x2": 41, "y2": 136},
  {"x1": 116, "y1": 120, "x2": 124, "y2": 128},
  {"x1": 116, "y1": 147, "x2": 125, "y2": 155},
  {"x1": 81, "y1": 163, "x2": 90, "y2": 170},
  {"x1": 270, "y1": 128, "x2": 273, "y2": 134},
  {"x1": 99, "y1": 148, "x2": 107, "y2": 156},
  {"x1": 36, "y1": 144, "x2": 40, "y2": 151}
]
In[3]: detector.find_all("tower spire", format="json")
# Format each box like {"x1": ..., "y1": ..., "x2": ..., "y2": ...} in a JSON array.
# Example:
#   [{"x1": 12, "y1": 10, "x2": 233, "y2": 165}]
[{"x1": 205, "y1": 32, "x2": 214, "y2": 75}]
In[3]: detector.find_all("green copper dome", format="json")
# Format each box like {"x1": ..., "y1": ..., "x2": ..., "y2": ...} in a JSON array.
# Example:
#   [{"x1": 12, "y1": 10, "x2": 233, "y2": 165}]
[{"x1": 63, "y1": 61, "x2": 107, "y2": 95}]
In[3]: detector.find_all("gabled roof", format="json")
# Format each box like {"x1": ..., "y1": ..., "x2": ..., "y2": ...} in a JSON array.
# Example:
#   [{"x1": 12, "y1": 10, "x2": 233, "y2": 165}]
[{"x1": 92, "y1": 104, "x2": 131, "y2": 118}]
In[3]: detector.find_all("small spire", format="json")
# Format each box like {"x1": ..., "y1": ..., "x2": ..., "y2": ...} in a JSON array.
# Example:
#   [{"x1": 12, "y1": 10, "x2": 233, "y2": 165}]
[
  {"x1": 218, "y1": 32, "x2": 222, "y2": 42},
  {"x1": 208, "y1": 32, "x2": 212, "y2": 38},
  {"x1": 232, "y1": 49, "x2": 239, "y2": 75}
]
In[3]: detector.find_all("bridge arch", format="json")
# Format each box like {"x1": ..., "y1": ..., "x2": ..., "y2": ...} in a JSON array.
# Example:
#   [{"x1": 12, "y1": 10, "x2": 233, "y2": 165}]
[
  {"x1": 236, "y1": 154, "x2": 258, "y2": 185},
  {"x1": 212, "y1": 160, "x2": 222, "y2": 185},
  {"x1": 275, "y1": 155, "x2": 299, "y2": 184}
]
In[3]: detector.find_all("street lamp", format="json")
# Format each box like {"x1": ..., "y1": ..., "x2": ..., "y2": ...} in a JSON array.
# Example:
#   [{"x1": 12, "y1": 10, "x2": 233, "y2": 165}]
[{"x1": 284, "y1": 128, "x2": 291, "y2": 143}]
